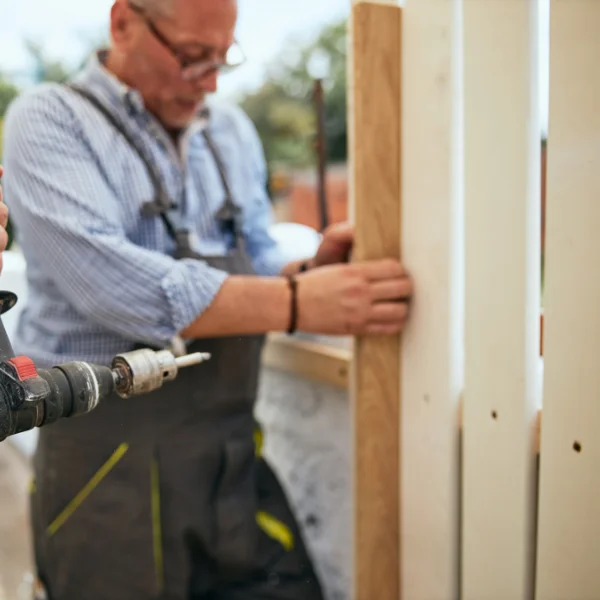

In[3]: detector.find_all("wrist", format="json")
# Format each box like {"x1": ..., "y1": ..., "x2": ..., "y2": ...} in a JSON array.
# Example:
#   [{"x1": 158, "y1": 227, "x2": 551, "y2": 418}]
[
  {"x1": 285, "y1": 274, "x2": 299, "y2": 334},
  {"x1": 299, "y1": 257, "x2": 317, "y2": 273}
]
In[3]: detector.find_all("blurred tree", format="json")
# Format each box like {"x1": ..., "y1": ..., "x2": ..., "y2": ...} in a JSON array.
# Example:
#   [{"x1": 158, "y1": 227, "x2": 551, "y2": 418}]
[
  {"x1": 25, "y1": 40, "x2": 72, "y2": 83},
  {"x1": 0, "y1": 79, "x2": 19, "y2": 118},
  {"x1": 0, "y1": 31, "x2": 107, "y2": 249},
  {"x1": 0, "y1": 43, "x2": 70, "y2": 250},
  {"x1": 241, "y1": 82, "x2": 316, "y2": 168},
  {"x1": 238, "y1": 18, "x2": 348, "y2": 169},
  {"x1": 278, "y1": 19, "x2": 348, "y2": 163}
]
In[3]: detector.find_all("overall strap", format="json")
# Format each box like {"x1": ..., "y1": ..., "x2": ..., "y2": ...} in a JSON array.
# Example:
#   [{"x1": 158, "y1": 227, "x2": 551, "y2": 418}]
[
  {"x1": 65, "y1": 83, "x2": 245, "y2": 252},
  {"x1": 65, "y1": 83, "x2": 180, "y2": 242},
  {"x1": 201, "y1": 129, "x2": 243, "y2": 244}
]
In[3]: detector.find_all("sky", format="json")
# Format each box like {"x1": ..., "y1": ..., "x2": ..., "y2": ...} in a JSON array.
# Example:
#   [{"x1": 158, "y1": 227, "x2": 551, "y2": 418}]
[
  {"x1": 0, "y1": 0, "x2": 350, "y2": 96},
  {"x1": 0, "y1": 0, "x2": 549, "y2": 130}
]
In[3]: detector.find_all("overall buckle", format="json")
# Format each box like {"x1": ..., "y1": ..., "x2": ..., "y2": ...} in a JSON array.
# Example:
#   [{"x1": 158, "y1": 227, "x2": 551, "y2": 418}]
[
  {"x1": 175, "y1": 230, "x2": 194, "y2": 252},
  {"x1": 141, "y1": 190, "x2": 178, "y2": 217}
]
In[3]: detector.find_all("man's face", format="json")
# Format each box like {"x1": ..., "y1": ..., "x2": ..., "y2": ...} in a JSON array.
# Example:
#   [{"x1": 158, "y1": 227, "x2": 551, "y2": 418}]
[{"x1": 111, "y1": 0, "x2": 238, "y2": 129}]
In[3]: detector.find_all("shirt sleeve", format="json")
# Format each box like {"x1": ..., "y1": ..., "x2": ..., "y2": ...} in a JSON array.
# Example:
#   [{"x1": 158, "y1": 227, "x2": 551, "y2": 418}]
[
  {"x1": 2, "y1": 87, "x2": 228, "y2": 347},
  {"x1": 229, "y1": 106, "x2": 290, "y2": 277}
]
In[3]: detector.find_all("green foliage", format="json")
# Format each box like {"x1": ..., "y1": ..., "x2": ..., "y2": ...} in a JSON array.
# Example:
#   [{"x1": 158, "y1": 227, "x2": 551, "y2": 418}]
[
  {"x1": 0, "y1": 70, "x2": 24, "y2": 250},
  {"x1": 25, "y1": 40, "x2": 72, "y2": 84},
  {"x1": 240, "y1": 82, "x2": 316, "y2": 167},
  {"x1": 0, "y1": 75, "x2": 24, "y2": 251},
  {"x1": 238, "y1": 18, "x2": 348, "y2": 168},
  {"x1": 0, "y1": 80, "x2": 19, "y2": 119},
  {"x1": 0, "y1": 41, "x2": 78, "y2": 250}
]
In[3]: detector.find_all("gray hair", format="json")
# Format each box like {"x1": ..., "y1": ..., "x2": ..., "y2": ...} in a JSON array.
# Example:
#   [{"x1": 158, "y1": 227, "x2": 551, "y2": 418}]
[{"x1": 128, "y1": 0, "x2": 174, "y2": 18}]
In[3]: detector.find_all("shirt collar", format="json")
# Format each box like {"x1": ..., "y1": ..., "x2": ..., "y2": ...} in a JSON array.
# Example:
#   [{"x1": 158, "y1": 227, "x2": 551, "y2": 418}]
[{"x1": 73, "y1": 49, "x2": 212, "y2": 127}]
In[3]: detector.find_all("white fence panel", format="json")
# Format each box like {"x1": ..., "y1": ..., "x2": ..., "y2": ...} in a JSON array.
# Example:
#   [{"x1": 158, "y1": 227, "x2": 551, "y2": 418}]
[
  {"x1": 535, "y1": 2, "x2": 600, "y2": 599},
  {"x1": 400, "y1": 0, "x2": 463, "y2": 598},
  {"x1": 462, "y1": 1, "x2": 542, "y2": 598}
]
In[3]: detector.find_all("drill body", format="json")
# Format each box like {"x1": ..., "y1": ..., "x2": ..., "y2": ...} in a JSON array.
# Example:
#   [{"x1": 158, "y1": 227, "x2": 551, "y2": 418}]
[{"x1": 0, "y1": 291, "x2": 210, "y2": 443}]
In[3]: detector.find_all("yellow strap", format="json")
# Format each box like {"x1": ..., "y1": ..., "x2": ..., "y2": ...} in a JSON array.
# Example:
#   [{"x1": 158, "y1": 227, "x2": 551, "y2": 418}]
[
  {"x1": 47, "y1": 443, "x2": 129, "y2": 537},
  {"x1": 29, "y1": 478, "x2": 36, "y2": 494},
  {"x1": 254, "y1": 427, "x2": 264, "y2": 457},
  {"x1": 256, "y1": 510, "x2": 295, "y2": 551},
  {"x1": 151, "y1": 458, "x2": 164, "y2": 593}
]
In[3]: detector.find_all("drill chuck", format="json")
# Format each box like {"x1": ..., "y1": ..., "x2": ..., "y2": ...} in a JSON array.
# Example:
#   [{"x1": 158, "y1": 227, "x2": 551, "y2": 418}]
[
  {"x1": 0, "y1": 348, "x2": 211, "y2": 442},
  {"x1": 111, "y1": 349, "x2": 211, "y2": 398},
  {"x1": 0, "y1": 289, "x2": 212, "y2": 442}
]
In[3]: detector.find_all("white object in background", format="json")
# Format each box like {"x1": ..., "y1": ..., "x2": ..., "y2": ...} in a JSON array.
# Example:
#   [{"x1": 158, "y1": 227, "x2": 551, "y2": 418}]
[
  {"x1": 0, "y1": 251, "x2": 37, "y2": 457},
  {"x1": 268, "y1": 222, "x2": 322, "y2": 264},
  {"x1": 10, "y1": 431, "x2": 38, "y2": 458},
  {"x1": 0, "y1": 251, "x2": 28, "y2": 340}
]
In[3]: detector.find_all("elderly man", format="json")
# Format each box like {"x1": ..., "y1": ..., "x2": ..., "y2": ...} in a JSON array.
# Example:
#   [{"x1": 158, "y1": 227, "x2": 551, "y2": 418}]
[{"x1": 2, "y1": 1, "x2": 413, "y2": 598}]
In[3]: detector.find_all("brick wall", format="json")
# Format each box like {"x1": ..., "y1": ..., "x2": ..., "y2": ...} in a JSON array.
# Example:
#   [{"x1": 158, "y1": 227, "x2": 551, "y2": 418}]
[{"x1": 274, "y1": 164, "x2": 348, "y2": 230}]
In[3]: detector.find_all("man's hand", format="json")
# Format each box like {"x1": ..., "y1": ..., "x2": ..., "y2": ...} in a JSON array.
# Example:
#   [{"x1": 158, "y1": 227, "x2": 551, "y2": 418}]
[
  {"x1": 296, "y1": 258, "x2": 413, "y2": 336},
  {"x1": 181, "y1": 257, "x2": 413, "y2": 339},
  {"x1": 0, "y1": 166, "x2": 9, "y2": 273},
  {"x1": 311, "y1": 221, "x2": 354, "y2": 268}
]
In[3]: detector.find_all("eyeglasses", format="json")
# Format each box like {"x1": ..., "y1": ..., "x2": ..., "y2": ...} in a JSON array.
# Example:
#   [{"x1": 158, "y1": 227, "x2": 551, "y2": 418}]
[{"x1": 128, "y1": 2, "x2": 246, "y2": 81}]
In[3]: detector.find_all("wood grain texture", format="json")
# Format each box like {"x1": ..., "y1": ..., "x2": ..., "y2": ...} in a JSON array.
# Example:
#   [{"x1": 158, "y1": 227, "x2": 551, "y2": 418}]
[
  {"x1": 262, "y1": 334, "x2": 350, "y2": 389},
  {"x1": 350, "y1": 3, "x2": 402, "y2": 600},
  {"x1": 535, "y1": 3, "x2": 600, "y2": 598}
]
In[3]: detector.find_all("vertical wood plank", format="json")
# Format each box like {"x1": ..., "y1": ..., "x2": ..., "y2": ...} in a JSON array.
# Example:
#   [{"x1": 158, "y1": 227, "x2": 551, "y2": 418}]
[
  {"x1": 535, "y1": 3, "x2": 600, "y2": 598},
  {"x1": 399, "y1": 0, "x2": 463, "y2": 598},
  {"x1": 350, "y1": 2, "x2": 401, "y2": 599},
  {"x1": 462, "y1": 1, "x2": 542, "y2": 599}
]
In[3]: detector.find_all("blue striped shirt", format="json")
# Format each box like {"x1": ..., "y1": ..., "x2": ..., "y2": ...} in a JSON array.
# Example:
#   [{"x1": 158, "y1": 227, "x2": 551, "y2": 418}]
[{"x1": 2, "y1": 52, "x2": 288, "y2": 367}]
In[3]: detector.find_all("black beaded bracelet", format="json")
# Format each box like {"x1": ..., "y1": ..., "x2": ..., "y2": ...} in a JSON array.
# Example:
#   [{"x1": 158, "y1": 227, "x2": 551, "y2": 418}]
[{"x1": 286, "y1": 274, "x2": 298, "y2": 335}]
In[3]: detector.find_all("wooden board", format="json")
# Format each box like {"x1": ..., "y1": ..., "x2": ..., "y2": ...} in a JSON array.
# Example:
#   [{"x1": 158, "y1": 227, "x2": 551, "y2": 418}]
[
  {"x1": 398, "y1": 0, "x2": 463, "y2": 598},
  {"x1": 262, "y1": 334, "x2": 350, "y2": 389},
  {"x1": 461, "y1": 1, "x2": 542, "y2": 598},
  {"x1": 349, "y1": 2, "x2": 402, "y2": 599},
  {"x1": 535, "y1": 3, "x2": 600, "y2": 598}
]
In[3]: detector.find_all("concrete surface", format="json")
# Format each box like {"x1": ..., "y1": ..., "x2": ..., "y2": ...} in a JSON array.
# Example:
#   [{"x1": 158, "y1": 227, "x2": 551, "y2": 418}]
[
  {"x1": 256, "y1": 366, "x2": 352, "y2": 600},
  {"x1": 0, "y1": 442, "x2": 33, "y2": 600}
]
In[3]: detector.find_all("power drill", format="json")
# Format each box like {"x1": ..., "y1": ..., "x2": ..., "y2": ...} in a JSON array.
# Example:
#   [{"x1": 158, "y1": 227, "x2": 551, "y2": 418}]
[{"x1": 0, "y1": 290, "x2": 210, "y2": 443}]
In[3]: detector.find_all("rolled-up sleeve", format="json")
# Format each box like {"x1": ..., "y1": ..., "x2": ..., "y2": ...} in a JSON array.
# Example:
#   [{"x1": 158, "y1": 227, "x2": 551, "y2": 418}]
[{"x1": 2, "y1": 89, "x2": 228, "y2": 347}]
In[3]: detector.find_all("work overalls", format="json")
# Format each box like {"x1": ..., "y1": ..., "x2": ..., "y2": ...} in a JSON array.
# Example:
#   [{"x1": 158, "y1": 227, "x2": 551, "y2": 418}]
[{"x1": 29, "y1": 85, "x2": 324, "y2": 600}]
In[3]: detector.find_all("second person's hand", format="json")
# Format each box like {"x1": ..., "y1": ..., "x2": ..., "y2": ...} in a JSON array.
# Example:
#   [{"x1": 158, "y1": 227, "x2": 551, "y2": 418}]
[
  {"x1": 311, "y1": 221, "x2": 354, "y2": 268},
  {"x1": 295, "y1": 258, "x2": 413, "y2": 336}
]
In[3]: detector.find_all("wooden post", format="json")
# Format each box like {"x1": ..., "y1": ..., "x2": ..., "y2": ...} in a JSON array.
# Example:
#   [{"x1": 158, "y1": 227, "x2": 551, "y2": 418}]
[
  {"x1": 535, "y1": 2, "x2": 600, "y2": 598},
  {"x1": 350, "y1": 2, "x2": 401, "y2": 599},
  {"x1": 461, "y1": 1, "x2": 542, "y2": 599}
]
